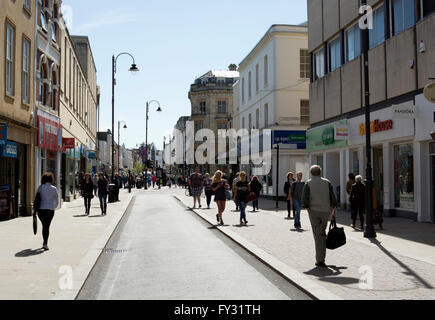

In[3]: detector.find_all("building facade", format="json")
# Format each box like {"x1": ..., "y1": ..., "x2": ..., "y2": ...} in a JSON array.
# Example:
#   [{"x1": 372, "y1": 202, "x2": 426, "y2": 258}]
[
  {"x1": 188, "y1": 66, "x2": 239, "y2": 175},
  {"x1": 307, "y1": 0, "x2": 435, "y2": 222},
  {"x1": 235, "y1": 24, "x2": 310, "y2": 197},
  {"x1": 0, "y1": 0, "x2": 36, "y2": 219},
  {"x1": 97, "y1": 130, "x2": 112, "y2": 175}
]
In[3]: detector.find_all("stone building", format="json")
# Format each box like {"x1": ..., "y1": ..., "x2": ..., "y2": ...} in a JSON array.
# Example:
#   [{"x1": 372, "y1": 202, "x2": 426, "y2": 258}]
[
  {"x1": 0, "y1": 0, "x2": 36, "y2": 218},
  {"x1": 188, "y1": 66, "x2": 239, "y2": 175}
]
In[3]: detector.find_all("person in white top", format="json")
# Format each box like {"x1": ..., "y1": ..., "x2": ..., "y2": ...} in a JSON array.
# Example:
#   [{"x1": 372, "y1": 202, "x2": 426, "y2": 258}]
[{"x1": 35, "y1": 172, "x2": 59, "y2": 251}]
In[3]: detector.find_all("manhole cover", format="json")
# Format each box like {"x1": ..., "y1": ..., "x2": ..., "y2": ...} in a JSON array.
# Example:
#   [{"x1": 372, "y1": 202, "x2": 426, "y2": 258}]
[{"x1": 104, "y1": 249, "x2": 128, "y2": 254}]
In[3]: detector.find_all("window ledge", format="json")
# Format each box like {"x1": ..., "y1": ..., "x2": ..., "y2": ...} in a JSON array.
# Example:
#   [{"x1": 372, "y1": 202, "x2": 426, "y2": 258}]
[
  {"x1": 21, "y1": 102, "x2": 31, "y2": 110},
  {"x1": 5, "y1": 93, "x2": 15, "y2": 102},
  {"x1": 23, "y1": 6, "x2": 32, "y2": 17}
]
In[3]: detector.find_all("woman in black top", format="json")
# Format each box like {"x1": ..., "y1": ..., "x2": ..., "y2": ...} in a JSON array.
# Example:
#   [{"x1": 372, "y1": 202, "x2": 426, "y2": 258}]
[
  {"x1": 211, "y1": 170, "x2": 229, "y2": 225},
  {"x1": 97, "y1": 173, "x2": 109, "y2": 216},
  {"x1": 249, "y1": 176, "x2": 262, "y2": 212},
  {"x1": 234, "y1": 172, "x2": 250, "y2": 225},
  {"x1": 349, "y1": 175, "x2": 366, "y2": 230},
  {"x1": 81, "y1": 174, "x2": 94, "y2": 215}
]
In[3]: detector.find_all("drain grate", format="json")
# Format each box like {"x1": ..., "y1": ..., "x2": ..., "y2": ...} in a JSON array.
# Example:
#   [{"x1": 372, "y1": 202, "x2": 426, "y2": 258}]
[{"x1": 104, "y1": 248, "x2": 128, "y2": 254}]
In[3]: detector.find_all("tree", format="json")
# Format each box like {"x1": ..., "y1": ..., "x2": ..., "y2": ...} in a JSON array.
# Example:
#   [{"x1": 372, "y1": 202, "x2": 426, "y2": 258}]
[{"x1": 133, "y1": 162, "x2": 143, "y2": 175}]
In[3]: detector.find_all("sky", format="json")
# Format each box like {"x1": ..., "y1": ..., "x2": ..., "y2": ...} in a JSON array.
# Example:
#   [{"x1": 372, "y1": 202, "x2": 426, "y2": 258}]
[{"x1": 63, "y1": 0, "x2": 308, "y2": 150}]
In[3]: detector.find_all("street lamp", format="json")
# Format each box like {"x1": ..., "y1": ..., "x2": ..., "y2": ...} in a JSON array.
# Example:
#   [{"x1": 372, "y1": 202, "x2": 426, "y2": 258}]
[
  {"x1": 118, "y1": 120, "x2": 127, "y2": 174},
  {"x1": 361, "y1": 0, "x2": 376, "y2": 238},
  {"x1": 111, "y1": 52, "x2": 139, "y2": 182},
  {"x1": 144, "y1": 100, "x2": 163, "y2": 189}
]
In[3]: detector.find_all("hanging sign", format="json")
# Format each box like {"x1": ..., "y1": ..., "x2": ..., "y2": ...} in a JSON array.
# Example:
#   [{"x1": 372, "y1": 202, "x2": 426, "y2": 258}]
[
  {"x1": 0, "y1": 123, "x2": 7, "y2": 145},
  {"x1": 62, "y1": 138, "x2": 75, "y2": 150},
  {"x1": 423, "y1": 82, "x2": 435, "y2": 103}
]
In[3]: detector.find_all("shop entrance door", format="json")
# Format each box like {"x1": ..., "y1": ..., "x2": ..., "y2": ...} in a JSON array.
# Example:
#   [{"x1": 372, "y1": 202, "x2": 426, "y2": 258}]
[{"x1": 373, "y1": 147, "x2": 384, "y2": 211}]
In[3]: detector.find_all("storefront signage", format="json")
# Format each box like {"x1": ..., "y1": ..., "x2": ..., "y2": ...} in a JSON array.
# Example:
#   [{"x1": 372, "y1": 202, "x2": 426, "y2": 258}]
[
  {"x1": 334, "y1": 125, "x2": 349, "y2": 141},
  {"x1": 0, "y1": 123, "x2": 7, "y2": 145},
  {"x1": 87, "y1": 151, "x2": 97, "y2": 159},
  {"x1": 307, "y1": 120, "x2": 348, "y2": 153},
  {"x1": 423, "y1": 82, "x2": 435, "y2": 103},
  {"x1": 272, "y1": 131, "x2": 306, "y2": 149},
  {"x1": 392, "y1": 104, "x2": 417, "y2": 119},
  {"x1": 0, "y1": 141, "x2": 18, "y2": 158},
  {"x1": 62, "y1": 138, "x2": 75, "y2": 150},
  {"x1": 37, "y1": 110, "x2": 62, "y2": 151},
  {"x1": 359, "y1": 119, "x2": 393, "y2": 136}
]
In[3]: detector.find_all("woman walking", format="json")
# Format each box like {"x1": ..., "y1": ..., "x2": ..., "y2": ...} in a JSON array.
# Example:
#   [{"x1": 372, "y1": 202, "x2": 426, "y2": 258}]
[
  {"x1": 203, "y1": 173, "x2": 213, "y2": 209},
  {"x1": 349, "y1": 175, "x2": 366, "y2": 230},
  {"x1": 249, "y1": 176, "x2": 262, "y2": 212},
  {"x1": 234, "y1": 172, "x2": 250, "y2": 225},
  {"x1": 81, "y1": 173, "x2": 94, "y2": 215},
  {"x1": 97, "y1": 173, "x2": 109, "y2": 216},
  {"x1": 284, "y1": 172, "x2": 296, "y2": 219},
  {"x1": 35, "y1": 173, "x2": 59, "y2": 251},
  {"x1": 211, "y1": 170, "x2": 228, "y2": 225}
]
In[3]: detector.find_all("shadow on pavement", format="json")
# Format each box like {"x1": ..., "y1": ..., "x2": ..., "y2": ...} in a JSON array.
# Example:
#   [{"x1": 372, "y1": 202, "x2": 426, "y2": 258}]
[
  {"x1": 369, "y1": 239, "x2": 434, "y2": 289},
  {"x1": 290, "y1": 228, "x2": 308, "y2": 233},
  {"x1": 15, "y1": 248, "x2": 45, "y2": 257},
  {"x1": 304, "y1": 265, "x2": 358, "y2": 285},
  {"x1": 73, "y1": 214, "x2": 88, "y2": 218},
  {"x1": 88, "y1": 215, "x2": 105, "y2": 218},
  {"x1": 233, "y1": 224, "x2": 255, "y2": 228}
]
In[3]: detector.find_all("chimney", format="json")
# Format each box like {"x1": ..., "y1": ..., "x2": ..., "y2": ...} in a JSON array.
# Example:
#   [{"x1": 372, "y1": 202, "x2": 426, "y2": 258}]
[{"x1": 228, "y1": 64, "x2": 237, "y2": 71}]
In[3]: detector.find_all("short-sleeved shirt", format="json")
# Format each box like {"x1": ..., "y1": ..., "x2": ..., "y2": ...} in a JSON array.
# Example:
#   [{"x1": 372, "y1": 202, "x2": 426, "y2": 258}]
[
  {"x1": 236, "y1": 180, "x2": 249, "y2": 203},
  {"x1": 190, "y1": 173, "x2": 203, "y2": 188},
  {"x1": 212, "y1": 180, "x2": 227, "y2": 201}
]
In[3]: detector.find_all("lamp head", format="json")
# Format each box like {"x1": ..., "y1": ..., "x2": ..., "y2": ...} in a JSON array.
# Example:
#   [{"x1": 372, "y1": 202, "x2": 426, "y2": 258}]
[
  {"x1": 123, "y1": 125, "x2": 127, "y2": 129},
  {"x1": 156, "y1": 107, "x2": 162, "y2": 112},
  {"x1": 129, "y1": 64, "x2": 139, "y2": 73}
]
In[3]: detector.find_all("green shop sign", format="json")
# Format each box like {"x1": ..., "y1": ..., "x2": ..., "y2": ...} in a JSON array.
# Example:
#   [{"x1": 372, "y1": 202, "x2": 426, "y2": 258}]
[{"x1": 307, "y1": 120, "x2": 348, "y2": 153}]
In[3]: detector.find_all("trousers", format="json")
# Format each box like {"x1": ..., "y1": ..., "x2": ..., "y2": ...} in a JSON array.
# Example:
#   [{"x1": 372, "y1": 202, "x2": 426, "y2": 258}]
[
  {"x1": 308, "y1": 210, "x2": 331, "y2": 264},
  {"x1": 37, "y1": 210, "x2": 55, "y2": 245},
  {"x1": 84, "y1": 196, "x2": 92, "y2": 213}
]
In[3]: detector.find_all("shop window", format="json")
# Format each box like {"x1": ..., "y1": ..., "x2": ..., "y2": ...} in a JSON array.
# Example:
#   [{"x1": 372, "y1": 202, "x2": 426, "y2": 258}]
[{"x1": 394, "y1": 144, "x2": 414, "y2": 210}]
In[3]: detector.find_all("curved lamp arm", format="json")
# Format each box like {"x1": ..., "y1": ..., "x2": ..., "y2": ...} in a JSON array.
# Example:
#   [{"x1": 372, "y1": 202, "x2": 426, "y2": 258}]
[{"x1": 114, "y1": 52, "x2": 138, "y2": 74}]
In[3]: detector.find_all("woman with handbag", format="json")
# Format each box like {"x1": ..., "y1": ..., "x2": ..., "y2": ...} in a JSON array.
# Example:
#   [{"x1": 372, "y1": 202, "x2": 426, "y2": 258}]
[
  {"x1": 81, "y1": 173, "x2": 94, "y2": 216},
  {"x1": 203, "y1": 173, "x2": 214, "y2": 209},
  {"x1": 35, "y1": 173, "x2": 59, "y2": 251},
  {"x1": 249, "y1": 176, "x2": 262, "y2": 212},
  {"x1": 211, "y1": 170, "x2": 229, "y2": 225},
  {"x1": 234, "y1": 172, "x2": 250, "y2": 225}
]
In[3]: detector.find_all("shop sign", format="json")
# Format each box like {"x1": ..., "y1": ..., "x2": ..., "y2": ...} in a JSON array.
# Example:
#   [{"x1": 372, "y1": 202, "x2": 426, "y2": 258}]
[
  {"x1": 0, "y1": 123, "x2": 7, "y2": 145},
  {"x1": 334, "y1": 125, "x2": 349, "y2": 141},
  {"x1": 423, "y1": 82, "x2": 435, "y2": 103},
  {"x1": 87, "y1": 151, "x2": 97, "y2": 159},
  {"x1": 359, "y1": 119, "x2": 393, "y2": 136},
  {"x1": 307, "y1": 120, "x2": 348, "y2": 153},
  {"x1": 0, "y1": 141, "x2": 18, "y2": 158},
  {"x1": 392, "y1": 104, "x2": 416, "y2": 119},
  {"x1": 37, "y1": 111, "x2": 62, "y2": 151},
  {"x1": 62, "y1": 138, "x2": 75, "y2": 150},
  {"x1": 272, "y1": 131, "x2": 306, "y2": 149}
]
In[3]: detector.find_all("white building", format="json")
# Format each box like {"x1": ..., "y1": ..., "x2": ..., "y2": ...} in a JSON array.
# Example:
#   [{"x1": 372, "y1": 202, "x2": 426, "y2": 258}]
[{"x1": 235, "y1": 24, "x2": 310, "y2": 197}]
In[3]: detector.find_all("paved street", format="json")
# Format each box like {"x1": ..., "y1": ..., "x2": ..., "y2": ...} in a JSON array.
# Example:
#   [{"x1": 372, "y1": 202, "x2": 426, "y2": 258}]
[
  {"x1": 172, "y1": 187, "x2": 435, "y2": 300},
  {"x1": 78, "y1": 189, "x2": 310, "y2": 300}
]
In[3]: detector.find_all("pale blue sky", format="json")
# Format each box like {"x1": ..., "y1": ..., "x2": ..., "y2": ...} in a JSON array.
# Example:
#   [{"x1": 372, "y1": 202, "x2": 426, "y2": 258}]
[{"x1": 63, "y1": 0, "x2": 307, "y2": 150}]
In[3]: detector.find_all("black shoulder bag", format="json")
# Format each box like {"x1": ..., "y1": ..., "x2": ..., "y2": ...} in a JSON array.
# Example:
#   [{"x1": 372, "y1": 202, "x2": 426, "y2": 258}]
[{"x1": 326, "y1": 218, "x2": 346, "y2": 250}]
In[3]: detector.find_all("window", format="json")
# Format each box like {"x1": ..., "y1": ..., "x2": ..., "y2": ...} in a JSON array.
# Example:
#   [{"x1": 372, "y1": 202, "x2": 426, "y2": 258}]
[
  {"x1": 255, "y1": 64, "x2": 259, "y2": 92},
  {"x1": 264, "y1": 55, "x2": 268, "y2": 86},
  {"x1": 394, "y1": 144, "x2": 414, "y2": 209},
  {"x1": 242, "y1": 117, "x2": 245, "y2": 129},
  {"x1": 248, "y1": 114, "x2": 252, "y2": 130},
  {"x1": 241, "y1": 78, "x2": 245, "y2": 104},
  {"x1": 217, "y1": 122, "x2": 227, "y2": 130},
  {"x1": 314, "y1": 49, "x2": 325, "y2": 80},
  {"x1": 300, "y1": 49, "x2": 310, "y2": 78},
  {"x1": 24, "y1": 0, "x2": 31, "y2": 11},
  {"x1": 256, "y1": 109, "x2": 259, "y2": 129},
  {"x1": 300, "y1": 100, "x2": 310, "y2": 125},
  {"x1": 392, "y1": 0, "x2": 415, "y2": 35},
  {"x1": 346, "y1": 24, "x2": 361, "y2": 62},
  {"x1": 195, "y1": 121, "x2": 203, "y2": 131},
  {"x1": 369, "y1": 5, "x2": 386, "y2": 49},
  {"x1": 22, "y1": 38, "x2": 31, "y2": 104},
  {"x1": 52, "y1": 23, "x2": 57, "y2": 42},
  {"x1": 200, "y1": 101, "x2": 206, "y2": 114},
  {"x1": 40, "y1": 8, "x2": 48, "y2": 31},
  {"x1": 264, "y1": 103, "x2": 269, "y2": 127},
  {"x1": 6, "y1": 23, "x2": 15, "y2": 96},
  {"x1": 329, "y1": 37, "x2": 342, "y2": 72},
  {"x1": 248, "y1": 71, "x2": 252, "y2": 98},
  {"x1": 217, "y1": 101, "x2": 226, "y2": 114},
  {"x1": 423, "y1": 0, "x2": 435, "y2": 17}
]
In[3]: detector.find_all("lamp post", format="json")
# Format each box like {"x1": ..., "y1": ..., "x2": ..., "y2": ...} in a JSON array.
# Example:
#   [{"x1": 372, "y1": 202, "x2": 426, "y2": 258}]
[
  {"x1": 118, "y1": 121, "x2": 127, "y2": 174},
  {"x1": 111, "y1": 53, "x2": 139, "y2": 181},
  {"x1": 361, "y1": 0, "x2": 376, "y2": 238},
  {"x1": 144, "y1": 100, "x2": 162, "y2": 189}
]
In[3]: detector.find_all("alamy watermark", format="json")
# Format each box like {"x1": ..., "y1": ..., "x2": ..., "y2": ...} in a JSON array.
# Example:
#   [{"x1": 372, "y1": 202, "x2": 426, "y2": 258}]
[
  {"x1": 58, "y1": 265, "x2": 73, "y2": 290},
  {"x1": 359, "y1": 5, "x2": 374, "y2": 30}
]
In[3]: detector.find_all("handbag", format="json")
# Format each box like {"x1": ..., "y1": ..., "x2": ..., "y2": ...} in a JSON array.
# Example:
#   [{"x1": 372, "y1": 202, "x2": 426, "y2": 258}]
[
  {"x1": 33, "y1": 214, "x2": 38, "y2": 235},
  {"x1": 326, "y1": 218, "x2": 346, "y2": 250},
  {"x1": 245, "y1": 192, "x2": 258, "y2": 203}
]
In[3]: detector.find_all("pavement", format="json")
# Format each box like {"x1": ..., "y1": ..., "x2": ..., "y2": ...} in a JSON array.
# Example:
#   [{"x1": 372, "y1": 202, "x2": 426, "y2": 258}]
[
  {"x1": 172, "y1": 187, "x2": 435, "y2": 300},
  {"x1": 77, "y1": 189, "x2": 310, "y2": 300},
  {"x1": 0, "y1": 187, "x2": 136, "y2": 300}
]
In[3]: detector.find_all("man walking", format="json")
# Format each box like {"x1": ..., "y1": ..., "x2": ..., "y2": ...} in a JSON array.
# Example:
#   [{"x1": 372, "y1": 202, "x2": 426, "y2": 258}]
[
  {"x1": 302, "y1": 165, "x2": 337, "y2": 268},
  {"x1": 188, "y1": 167, "x2": 203, "y2": 209},
  {"x1": 291, "y1": 172, "x2": 305, "y2": 229},
  {"x1": 232, "y1": 172, "x2": 240, "y2": 212}
]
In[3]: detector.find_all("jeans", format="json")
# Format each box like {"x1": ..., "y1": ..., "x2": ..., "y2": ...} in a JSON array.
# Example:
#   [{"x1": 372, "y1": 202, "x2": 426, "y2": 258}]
[
  {"x1": 99, "y1": 194, "x2": 108, "y2": 214},
  {"x1": 293, "y1": 199, "x2": 302, "y2": 225},
  {"x1": 239, "y1": 201, "x2": 247, "y2": 222},
  {"x1": 352, "y1": 205, "x2": 365, "y2": 227},
  {"x1": 205, "y1": 190, "x2": 213, "y2": 207},
  {"x1": 287, "y1": 200, "x2": 295, "y2": 216},
  {"x1": 252, "y1": 199, "x2": 259, "y2": 210},
  {"x1": 37, "y1": 210, "x2": 54, "y2": 245},
  {"x1": 84, "y1": 196, "x2": 92, "y2": 214}
]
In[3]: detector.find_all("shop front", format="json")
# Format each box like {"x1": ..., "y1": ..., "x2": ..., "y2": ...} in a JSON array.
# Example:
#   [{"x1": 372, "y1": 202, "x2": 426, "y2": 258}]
[
  {"x1": 307, "y1": 120, "x2": 348, "y2": 206},
  {"x1": 61, "y1": 138, "x2": 80, "y2": 202}
]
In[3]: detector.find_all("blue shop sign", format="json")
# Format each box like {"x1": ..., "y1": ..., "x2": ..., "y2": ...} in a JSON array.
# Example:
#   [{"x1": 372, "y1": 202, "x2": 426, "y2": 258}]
[
  {"x1": 272, "y1": 130, "x2": 307, "y2": 149},
  {"x1": 87, "y1": 151, "x2": 97, "y2": 159},
  {"x1": 0, "y1": 123, "x2": 7, "y2": 145},
  {"x1": 0, "y1": 141, "x2": 18, "y2": 158}
]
